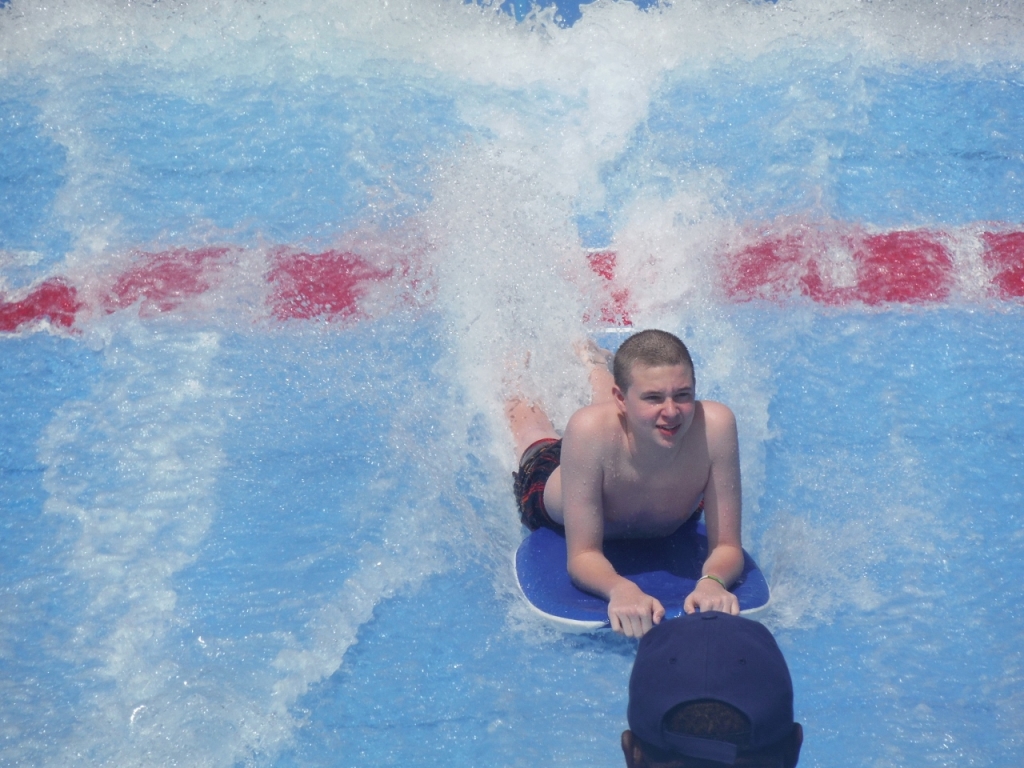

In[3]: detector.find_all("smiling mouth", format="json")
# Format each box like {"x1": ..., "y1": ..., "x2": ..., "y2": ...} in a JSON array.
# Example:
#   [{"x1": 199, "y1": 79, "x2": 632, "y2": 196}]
[{"x1": 657, "y1": 424, "x2": 681, "y2": 436}]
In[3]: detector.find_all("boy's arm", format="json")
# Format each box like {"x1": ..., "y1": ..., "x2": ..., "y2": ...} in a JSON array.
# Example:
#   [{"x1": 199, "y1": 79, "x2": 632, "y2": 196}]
[
  {"x1": 683, "y1": 401, "x2": 745, "y2": 615},
  {"x1": 560, "y1": 408, "x2": 665, "y2": 638}
]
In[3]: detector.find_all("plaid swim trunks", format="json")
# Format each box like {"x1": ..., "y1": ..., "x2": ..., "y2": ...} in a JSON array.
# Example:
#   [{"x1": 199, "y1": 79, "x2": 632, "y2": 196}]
[{"x1": 512, "y1": 438, "x2": 563, "y2": 533}]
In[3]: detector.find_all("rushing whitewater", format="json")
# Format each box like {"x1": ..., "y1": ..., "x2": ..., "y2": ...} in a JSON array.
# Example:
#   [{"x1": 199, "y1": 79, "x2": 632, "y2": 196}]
[{"x1": 2, "y1": 1, "x2": 1024, "y2": 766}]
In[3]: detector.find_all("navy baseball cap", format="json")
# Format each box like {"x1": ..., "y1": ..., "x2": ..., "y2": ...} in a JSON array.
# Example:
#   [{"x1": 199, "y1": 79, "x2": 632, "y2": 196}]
[{"x1": 627, "y1": 612, "x2": 794, "y2": 765}]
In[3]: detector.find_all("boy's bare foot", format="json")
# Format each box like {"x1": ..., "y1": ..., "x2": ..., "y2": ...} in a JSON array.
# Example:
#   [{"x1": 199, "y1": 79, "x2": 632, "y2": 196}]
[
  {"x1": 574, "y1": 339, "x2": 616, "y2": 405},
  {"x1": 574, "y1": 338, "x2": 613, "y2": 372}
]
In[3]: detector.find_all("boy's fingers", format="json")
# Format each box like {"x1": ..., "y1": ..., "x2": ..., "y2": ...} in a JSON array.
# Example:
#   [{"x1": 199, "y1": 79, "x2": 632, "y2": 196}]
[
  {"x1": 640, "y1": 612, "x2": 653, "y2": 636},
  {"x1": 652, "y1": 600, "x2": 665, "y2": 624},
  {"x1": 608, "y1": 610, "x2": 621, "y2": 633},
  {"x1": 682, "y1": 593, "x2": 696, "y2": 614}
]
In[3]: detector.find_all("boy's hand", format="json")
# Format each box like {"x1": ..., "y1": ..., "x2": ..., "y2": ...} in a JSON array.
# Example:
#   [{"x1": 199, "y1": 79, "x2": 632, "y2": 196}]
[
  {"x1": 683, "y1": 577, "x2": 740, "y2": 615},
  {"x1": 608, "y1": 581, "x2": 665, "y2": 637}
]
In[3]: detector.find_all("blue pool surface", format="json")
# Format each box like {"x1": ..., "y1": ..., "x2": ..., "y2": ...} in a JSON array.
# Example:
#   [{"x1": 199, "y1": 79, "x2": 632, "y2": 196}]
[{"x1": 3, "y1": 2, "x2": 1024, "y2": 766}]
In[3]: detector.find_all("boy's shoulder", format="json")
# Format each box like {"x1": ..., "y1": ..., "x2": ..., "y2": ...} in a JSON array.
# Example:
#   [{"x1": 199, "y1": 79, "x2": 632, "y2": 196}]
[
  {"x1": 698, "y1": 400, "x2": 737, "y2": 430},
  {"x1": 566, "y1": 399, "x2": 621, "y2": 432},
  {"x1": 563, "y1": 400, "x2": 623, "y2": 450},
  {"x1": 696, "y1": 400, "x2": 740, "y2": 460}
]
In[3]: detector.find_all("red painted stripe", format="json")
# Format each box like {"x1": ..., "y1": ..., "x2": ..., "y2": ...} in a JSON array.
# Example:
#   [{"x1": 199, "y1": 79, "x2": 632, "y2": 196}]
[
  {"x1": 982, "y1": 231, "x2": 1024, "y2": 298},
  {"x1": 3, "y1": 225, "x2": 1022, "y2": 335},
  {"x1": 103, "y1": 246, "x2": 232, "y2": 315},
  {"x1": 586, "y1": 250, "x2": 633, "y2": 326},
  {"x1": 267, "y1": 249, "x2": 391, "y2": 321},
  {"x1": 857, "y1": 231, "x2": 952, "y2": 304},
  {"x1": 724, "y1": 232, "x2": 806, "y2": 302},
  {"x1": 723, "y1": 226, "x2": 954, "y2": 305},
  {"x1": 0, "y1": 278, "x2": 82, "y2": 332}
]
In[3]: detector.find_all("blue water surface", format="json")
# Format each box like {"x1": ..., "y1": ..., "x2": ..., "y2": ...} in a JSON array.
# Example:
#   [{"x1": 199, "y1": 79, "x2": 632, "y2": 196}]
[
  {"x1": 598, "y1": 62, "x2": 1024, "y2": 232},
  {"x1": 2, "y1": 2, "x2": 1024, "y2": 767},
  {"x1": 0, "y1": 96, "x2": 70, "y2": 275}
]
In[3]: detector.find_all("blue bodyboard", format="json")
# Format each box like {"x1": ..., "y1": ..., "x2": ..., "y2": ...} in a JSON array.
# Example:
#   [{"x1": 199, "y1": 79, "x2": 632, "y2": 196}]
[{"x1": 514, "y1": 519, "x2": 770, "y2": 631}]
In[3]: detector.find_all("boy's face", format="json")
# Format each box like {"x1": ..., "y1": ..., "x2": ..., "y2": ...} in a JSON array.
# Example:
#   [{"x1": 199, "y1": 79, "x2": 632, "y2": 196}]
[{"x1": 614, "y1": 363, "x2": 696, "y2": 448}]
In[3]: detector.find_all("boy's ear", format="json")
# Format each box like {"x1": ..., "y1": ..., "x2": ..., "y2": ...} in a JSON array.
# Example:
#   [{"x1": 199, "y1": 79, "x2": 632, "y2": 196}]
[
  {"x1": 621, "y1": 730, "x2": 646, "y2": 768},
  {"x1": 612, "y1": 385, "x2": 627, "y2": 412}
]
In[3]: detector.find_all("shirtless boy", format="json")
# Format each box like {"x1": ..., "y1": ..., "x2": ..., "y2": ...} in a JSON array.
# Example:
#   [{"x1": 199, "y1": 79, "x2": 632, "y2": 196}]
[{"x1": 508, "y1": 329, "x2": 744, "y2": 638}]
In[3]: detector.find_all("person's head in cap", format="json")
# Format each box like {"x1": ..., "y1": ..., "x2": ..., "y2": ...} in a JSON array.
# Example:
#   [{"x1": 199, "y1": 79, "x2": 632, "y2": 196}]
[{"x1": 623, "y1": 612, "x2": 802, "y2": 768}]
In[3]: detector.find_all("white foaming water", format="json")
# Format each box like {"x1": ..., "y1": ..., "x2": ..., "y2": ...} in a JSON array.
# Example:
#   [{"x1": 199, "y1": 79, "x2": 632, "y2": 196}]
[
  {"x1": 37, "y1": 323, "x2": 236, "y2": 766},
  {"x1": 22, "y1": 310, "x2": 485, "y2": 767},
  {"x1": 4, "y1": 1, "x2": 1024, "y2": 765},
  {"x1": 762, "y1": 420, "x2": 945, "y2": 629}
]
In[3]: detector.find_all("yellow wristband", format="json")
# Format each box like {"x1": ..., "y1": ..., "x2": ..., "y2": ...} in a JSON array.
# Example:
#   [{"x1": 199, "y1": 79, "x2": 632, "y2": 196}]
[{"x1": 698, "y1": 574, "x2": 726, "y2": 589}]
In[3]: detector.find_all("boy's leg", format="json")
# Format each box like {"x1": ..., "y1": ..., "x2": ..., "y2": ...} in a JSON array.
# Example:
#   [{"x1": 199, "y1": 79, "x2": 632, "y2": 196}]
[
  {"x1": 506, "y1": 340, "x2": 613, "y2": 460},
  {"x1": 579, "y1": 341, "x2": 615, "y2": 405},
  {"x1": 587, "y1": 355, "x2": 615, "y2": 405},
  {"x1": 505, "y1": 399, "x2": 559, "y2": 462}
]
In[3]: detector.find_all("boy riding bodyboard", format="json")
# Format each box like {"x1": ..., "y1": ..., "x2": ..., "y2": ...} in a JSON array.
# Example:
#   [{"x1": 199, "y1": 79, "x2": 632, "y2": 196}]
[{"x1": 508, "y1": 330, "x2": 743, "y2": 638}]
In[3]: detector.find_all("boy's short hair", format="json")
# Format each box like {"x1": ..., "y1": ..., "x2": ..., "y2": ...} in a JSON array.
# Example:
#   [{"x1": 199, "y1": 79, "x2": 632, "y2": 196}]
[
  {"x1": 613, "y1": 330, "x2": 694, "y2": 392},
  {"x1": 628, "y1": 613, "x2": 798, "y2": 767}
]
